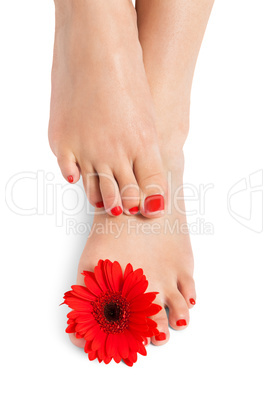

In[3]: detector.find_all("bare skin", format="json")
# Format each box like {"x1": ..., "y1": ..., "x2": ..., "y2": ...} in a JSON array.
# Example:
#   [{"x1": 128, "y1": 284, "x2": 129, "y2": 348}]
[
  {"x1": 68, "y1": 0, "x2": 214, "y2": 347},
  {"x1": 49, "y1": 0, "x2": 167, "y2": 218}
]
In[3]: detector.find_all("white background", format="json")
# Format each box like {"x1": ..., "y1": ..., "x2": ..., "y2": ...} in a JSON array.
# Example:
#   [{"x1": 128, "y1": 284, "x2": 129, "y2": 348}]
[{"x1": 1, "y1": 1, "x2": 267, "y2": 401}]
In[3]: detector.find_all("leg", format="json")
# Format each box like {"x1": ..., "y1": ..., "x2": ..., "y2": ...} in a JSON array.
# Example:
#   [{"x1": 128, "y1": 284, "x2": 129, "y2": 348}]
[
  {"x1": 69, "y1": 0, "x2": 214, "y2": 348},
  {"x1": 49, "y1": 0, "x2": 167, "y2": 218}
]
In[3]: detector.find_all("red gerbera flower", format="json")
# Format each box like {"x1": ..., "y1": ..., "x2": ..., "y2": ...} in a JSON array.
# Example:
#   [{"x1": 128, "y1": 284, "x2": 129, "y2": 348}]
[{"x1": 63, "y1": 259, "x2": 162, "y2": 366}]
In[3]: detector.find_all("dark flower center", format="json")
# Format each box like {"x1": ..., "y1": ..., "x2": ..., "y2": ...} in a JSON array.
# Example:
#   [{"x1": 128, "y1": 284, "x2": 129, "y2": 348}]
[
  {"x1": 104, "y1": 302, "x2": 121, "y2": 322},
  {"x1": 91, "y1": 291, "x2": 130, "y2": 334}
]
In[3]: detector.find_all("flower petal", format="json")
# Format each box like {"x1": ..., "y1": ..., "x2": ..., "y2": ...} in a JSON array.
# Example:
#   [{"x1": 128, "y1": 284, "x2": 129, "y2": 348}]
[
  {"x1": 111, "y1": 261, "x2": 123, "y2": 292},
  {"x1": 143, "y1": 303, "x2": 162, "y2": 317},
  {"x1": 87, "y1": 350, "x2": 97, "y2": 361},
  {"x1": 71, "y1": 285, "x2": 96, "y2": 301},
  {"x1": 130, "y1": 292, "x2": 158, "y2": 311},
  {"x1": 117, "y1": 333, "x2": 129, "y2": 359},
  {"x1": 113, "y1": 353, "x2": 121, "y2": 364},
  {"x1": 125, "y1": 279, "x2": 148, "y2": 301},
  {"x1": 84, "y1": 323, "x2": 101, "y2": 341},
  {"x1": 64, "y1": 296, "x2": 92, "y2": 312},
  {"x1": 103, "y1": 260, "x2": 113, "y2": 291},
  {"x1": 91, "y1": 329, "x2": 107, "y2": 352},
  {"x1": 66, "y1": 323, "x2": 76, "y2": 333},
  {"x1": 106, "y1": 334, "x2": 117, "y2": 357},
  {"x1": 83, "y1": 271, "x2": 102, "y2": 296},
  {"x1": 124, "y1": 263, "x2": 133, "y2": 280},
  {"x1": 121, "y1": 269, "x2": 143, "y2": 297},
  {"x1": 94, "y1": 260, "x2": 109, "y2": 292},
  {"x1": 137, "y1": 342, "x2": 147, "y2": 356}
]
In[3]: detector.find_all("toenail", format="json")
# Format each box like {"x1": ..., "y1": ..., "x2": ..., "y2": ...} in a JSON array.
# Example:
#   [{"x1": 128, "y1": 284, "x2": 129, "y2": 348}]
[
  {"x1": 129, "y1": 206, "x2": 139, "y2": 215},
  {"x1": 95, "y1": 201, "x2": 104, "y2": 208},
  {"x1": 144, "y1": 194, "x2": 164, "y2": 213},
  {"x1": 67, "y1": 175, "x2": 74, "y2": 183},
  {"x1": 143, "y1": 338, "x2": 149, "y2": 346},
  {"x1": 155, "y1": 332, "x2": 166, "y2": 341},
  {"x1": 111, "y1": 206, "x2": 123, "y2": 216},
  {"x1": 176, "y1": 319, "x2": 187, "y2": 327},
  {"x1": 189, "y1": 298, "x2": 196, "y2": 305}
]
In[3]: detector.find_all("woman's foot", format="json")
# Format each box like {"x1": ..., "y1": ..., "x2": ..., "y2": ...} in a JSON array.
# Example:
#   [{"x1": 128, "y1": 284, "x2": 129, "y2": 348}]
[
  {"x1": 49, "y1": 0, "x2": 166, "y2": 218},
  {"x1": 69, "y1": 138, "x2": 195, "y2": 348}
]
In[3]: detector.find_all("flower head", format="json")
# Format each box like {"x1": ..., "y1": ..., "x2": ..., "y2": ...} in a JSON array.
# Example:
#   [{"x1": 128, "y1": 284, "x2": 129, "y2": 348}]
[{"x1": 63, "y1": 259, "x2": 162, "y2": 366}]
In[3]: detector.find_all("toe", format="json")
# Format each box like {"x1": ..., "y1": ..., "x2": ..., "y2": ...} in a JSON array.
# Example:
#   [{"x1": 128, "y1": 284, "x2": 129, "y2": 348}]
[
  {"x1": 98, "y1": 167, "x2": 123, "y2": 216},
  {"x1": 57, "y1": 151, "x2": 80, "y2": 184},
  {"x1": 81, "y1": 167, "x2": 103, "y2": 208},
  {"x1": 115, "y1": 165, "x2": 140, "y2": 215},
  {"x1": 69, "y1": 333, "x2": 86, "y2": 348},
  {"x1": 166, "y1": 291, "x2": 190, "y2": 331},
  {"x1": 150, "y1": 297, "x2": 170, "y2": 346},
  {"x1": 134, "y1": 149, "x2": 167, "y2": 218},
  {"x1": 177, "y1": 273, "x2": 197, "y2": 309}
]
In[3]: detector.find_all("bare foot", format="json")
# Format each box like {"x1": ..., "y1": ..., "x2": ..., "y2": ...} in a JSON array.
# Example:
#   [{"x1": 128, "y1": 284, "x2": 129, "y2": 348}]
[
  {"x1": 69, "y1": 140, "x2": 195, "y2": 348},
  {"x1": 49, "y1": 0, "x2": 166, "y2": 217}
]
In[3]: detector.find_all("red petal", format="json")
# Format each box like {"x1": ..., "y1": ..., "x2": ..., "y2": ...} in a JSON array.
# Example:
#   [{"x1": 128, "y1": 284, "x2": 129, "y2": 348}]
[
  {"x1": 75, "y1": 313, "x2": 95, "y2": 324},
  {"x1": 129, "y1": 313, "x2": 148, "y2": 325},
  {"x1": 64, "y1": 297, "x2": 92, "y2": 312},
  {"x1": 121, "y1": 269, "x2": 144, "y2": 297},
  {"x1": 91, "y1": 329, "x2": 107, "y2": 352},
  {"x1": 83, "y1": 272, "x2": 102, "y2": 297},
  {"x1": 66, "y1": 323, "x2": 76, "y2": 333},
  {"x1": 71, "y1": 285, "x2": 96, "y2": 301},
  {"x1": 147, "y1": 317, "x2": 158, "y2": 328},
  {"x1": 111, "y1": 261, "x2": 123, "y2": 292},
  {"x1": 94, "y1": 261, "x2": 109, "y2": 292},
  {"x1": 97, "y1": 347, "x2": 106, "y2": 361},
  {"x1": 130, "y1": 292, "x2": 158, "y2": 311},
  {"x1": 124, "y1": 329, "x2": 138, "y2": 352},
  {"x1": 84, "y1": 323, "x2": 100, "y2": 341},
  {"x1": 113, "y1": 353, "x2": 121, "y2": 364},
  {"x1": 105, "y1": 260, "x2": 116, "y2": 291},
  {"x1": 126, "y1": 279, "x2": 148, "y2": 301},
  {"x1": 117, "y1": 333, "x2": 129, "y2": 359},
  {"x1": 128, "y1": 322, "x2": 149, "y2": 333},
  {"x1": 103, "y1": 356, "x2": 112, "y2": 364},
  {"x1": 84, "y1": 340, "x2": 92, "y2": 353},
  {"x1": 87, "y1": 350, "x2": 97, "y2": 361},
  {"x1": 106, "y1": 334, "x2": 117, "y2": 357},
  {"x1": 137, "y1": 342, "x2": 147, "y2": 356},
  {"x1": 75, "y1": 319, "x2": 97, "y2": 335},
  {"x1": 124, "y1": 263, "x2": 133, "y2": 280},
  {"x1": 143, "y1": 303, "x2": 162, "y2": 317},
  {"x1": 123, "y1": 358, "x2": 134, "y2": 367}
]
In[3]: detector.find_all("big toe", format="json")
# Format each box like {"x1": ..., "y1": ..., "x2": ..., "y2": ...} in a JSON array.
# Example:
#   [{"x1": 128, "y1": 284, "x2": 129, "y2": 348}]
[{"x1": 134, "y1": 150, "x2": 167, "y2": 218}]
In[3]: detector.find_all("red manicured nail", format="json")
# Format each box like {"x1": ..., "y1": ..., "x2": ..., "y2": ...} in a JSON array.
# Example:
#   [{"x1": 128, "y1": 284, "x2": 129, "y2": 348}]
[
  {"x1": 111, "y1": 206, "x2": 123, "y2": 216},
  {"x1": 129, "y1": 206, "x2": 139, "y2": 215},
  {"x1": 143, "y1": 338, "x2": 149, "y2": 346},
  {"x1": 67, "y1": 175, "x2": 74, "y2": 183},
  {"x1": 176, "y1": 319, "x2": 187, "y2": 327},
  {"x1": 95, "y1": 201, "x2": 104, "y2": 208},
  {"x1": 155, "y1": 332, "x2": 166, "y2": 341},
  {"x1": 189, "y1": 298, "x2": 196, "y2": 305},
  {"x1": 144, "y1": 194, "x2": 164, "y2": 213}
]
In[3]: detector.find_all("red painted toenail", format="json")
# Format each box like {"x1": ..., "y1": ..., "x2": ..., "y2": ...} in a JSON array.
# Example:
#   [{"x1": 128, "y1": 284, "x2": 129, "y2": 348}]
[
  {"x1": 111, "y1": 206, "x2": 123, "y2": 216},
  {"x1": 176, "y1": 319, "x2": 187, "y2": 327},
  {"x1": 129, "y1": 206, "x2": 139, "y2": 215},
  {"x1": 189, "y1": 298, "x2": 196, "y2": 305},
  {"x1": 143, "y1": 338, "x2": 149, "y2": 346},
  {"x1": 67, "y1": 175, "x2": 74, "y2": 183},
  {"x1": 144, "y1": 194, "x2": 164, "y2": 213},
  {"x1": 95, "y1": 201, "x2": 104, "y2": 208},
  {"x1": 155, "y1": 332, "x2": 166, "y2": 341}
]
